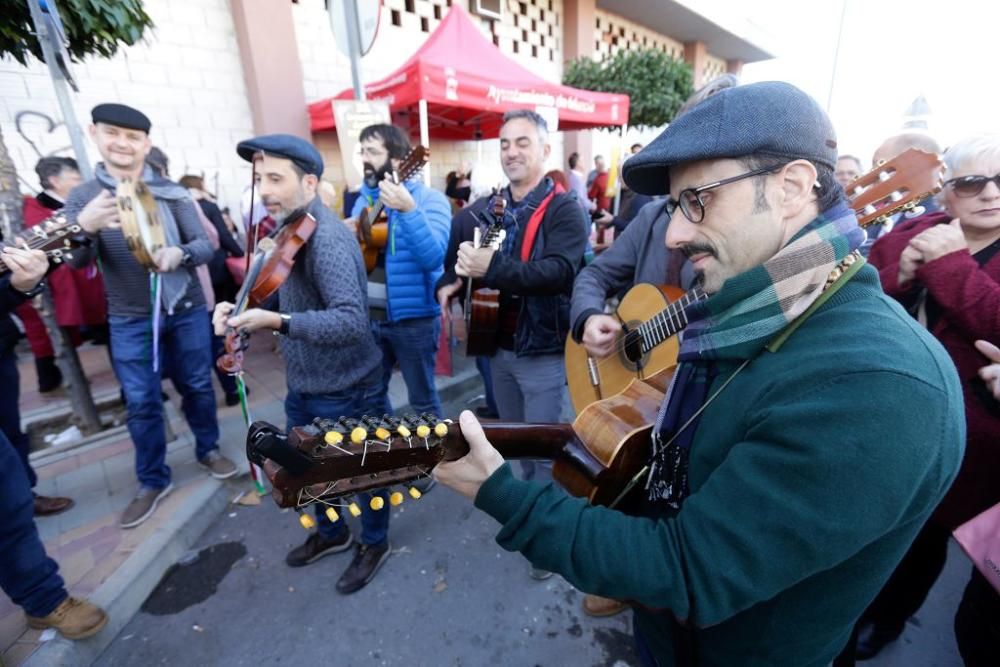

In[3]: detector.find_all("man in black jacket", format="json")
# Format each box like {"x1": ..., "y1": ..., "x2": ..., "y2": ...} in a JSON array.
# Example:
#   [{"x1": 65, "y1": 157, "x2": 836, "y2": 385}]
[{"x1": 436, "y1": 110, "x2": 588, "y2": 499}]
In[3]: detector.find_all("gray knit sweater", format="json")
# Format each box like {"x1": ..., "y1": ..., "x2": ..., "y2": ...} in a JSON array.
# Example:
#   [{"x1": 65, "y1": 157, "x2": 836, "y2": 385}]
[
  {"x1": 63, "y1": 176, "x2": 213, "y2": 317},
  {"x1": 279, "y1": 196, "x2": 382, "y2": 395}
]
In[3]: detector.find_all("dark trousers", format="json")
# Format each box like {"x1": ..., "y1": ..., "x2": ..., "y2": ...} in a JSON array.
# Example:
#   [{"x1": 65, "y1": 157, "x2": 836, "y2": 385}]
[
  {"x1": 860, "y1": 521, "x2": 951, "y2": 632},
  {"x1": 955, "y1": 568, "x2": 1000, "y2": 666},
  {"x1": 0, "y1": 428, "x2": 67, "y2": 617},
  {"x1": 371, "y1": 317, "x2": 442, "y2": 417},
  {"x1": 0, "y1": 349, "x2": 36, "y2": 487},
  {"x1": 110, "y1": 308, "x2": 220, "y2": 489},
  {"x1": 284, "y1": 374, "x2": 390, "y2": 546},
  {"x1": 475, "y1": 355, "x2": 498, "y2": 415}
]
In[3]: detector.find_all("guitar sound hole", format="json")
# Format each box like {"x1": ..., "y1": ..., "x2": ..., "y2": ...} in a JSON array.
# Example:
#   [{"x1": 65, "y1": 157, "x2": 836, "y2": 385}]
[{"x1": 620, "y1": 327, "x2": 645, "y2": 368}]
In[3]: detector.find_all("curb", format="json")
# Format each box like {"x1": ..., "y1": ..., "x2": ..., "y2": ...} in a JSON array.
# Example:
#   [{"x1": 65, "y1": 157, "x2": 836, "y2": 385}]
[
  {"x1": 23, "y1": 478, "x2": 231, "y2": 667},
  {"x1": 22, "y1": 365, "x2": 483, "y2": 666}
]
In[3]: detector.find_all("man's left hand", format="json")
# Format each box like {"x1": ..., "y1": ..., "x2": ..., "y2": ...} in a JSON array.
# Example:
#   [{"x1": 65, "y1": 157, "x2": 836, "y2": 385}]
[
  {"x1": 379, "y1": 175, "x2": 416, "y2": 213},
  {"x1": 433, "y1": 411, "x2": 505, "y2": 500},
  {"x1": 908, "y1": 218, "x2": 967, "y2": 263},
  {"x1": 154, "y1": 246, "x2": 185, "y2": 273},
  {"x1": 1, "y1": 244, "x2": 48, "y2": 292},
  {"x1": 456, "y1": 241, "x2": 495, "y2": 279},
  {"x1": 225, "y1": 308, "x2": 281, "y2": 334}
]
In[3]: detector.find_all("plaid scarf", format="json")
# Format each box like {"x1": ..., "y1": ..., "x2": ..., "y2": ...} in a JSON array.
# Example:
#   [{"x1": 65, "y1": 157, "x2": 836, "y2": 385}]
[{"x1": 647, "y1": 203, "x2": 864, "y2": 511}]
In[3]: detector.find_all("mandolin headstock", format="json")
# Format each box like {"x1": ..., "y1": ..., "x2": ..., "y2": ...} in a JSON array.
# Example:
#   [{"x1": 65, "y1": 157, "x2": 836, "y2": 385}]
[{"x1": 247, "y1": 414, "x2": 465, "y2": 510}]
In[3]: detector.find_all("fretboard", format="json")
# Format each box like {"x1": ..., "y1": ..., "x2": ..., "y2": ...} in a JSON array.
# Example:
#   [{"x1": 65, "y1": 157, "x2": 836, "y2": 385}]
[{"x1": 637, "y1": 287, "x2": 707, "y2": 353}]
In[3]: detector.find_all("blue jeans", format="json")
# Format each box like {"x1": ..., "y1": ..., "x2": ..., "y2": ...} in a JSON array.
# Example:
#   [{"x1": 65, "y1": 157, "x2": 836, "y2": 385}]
[
  {"x1": 475, "y1": 355, "x2": 498, "y2": 416},
  {"x1": 110, "y1": 308, "x2": 220, "y2": 489},
  {"x1": 284, "y1": 373, "x2": 390, "y2": 546},
  {"x1": 0, "y1": 349, "x2": 35, "y2": 487},
  {"x1": 372, "y1": 317, "x2": 442, "y2": 417},
  {"x1": 0, "y1": 429, "x2": 67, "y2": 617}
]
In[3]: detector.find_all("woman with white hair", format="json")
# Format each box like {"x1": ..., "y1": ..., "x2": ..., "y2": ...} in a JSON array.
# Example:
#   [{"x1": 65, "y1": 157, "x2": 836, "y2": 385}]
[{"x1": 862, "y1": 134, "x2": 1000, "y2": 663}]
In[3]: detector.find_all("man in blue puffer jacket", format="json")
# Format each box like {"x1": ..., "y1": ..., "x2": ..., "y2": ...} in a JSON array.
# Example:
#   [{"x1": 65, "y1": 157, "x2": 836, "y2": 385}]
[{"x1": 348, "y1": 124, "x2": 451, "y2": 417}]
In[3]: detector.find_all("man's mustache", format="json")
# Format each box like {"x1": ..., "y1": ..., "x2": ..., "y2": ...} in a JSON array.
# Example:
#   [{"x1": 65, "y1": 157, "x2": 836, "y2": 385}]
[{"x1": 681, "y1": 243, "x2": 718, "y2": 260}]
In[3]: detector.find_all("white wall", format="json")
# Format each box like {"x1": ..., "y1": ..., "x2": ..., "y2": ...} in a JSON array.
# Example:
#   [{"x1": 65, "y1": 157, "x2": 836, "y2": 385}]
[{"x1": 0, "y1": 0, "x2": 254, "y2": 213}]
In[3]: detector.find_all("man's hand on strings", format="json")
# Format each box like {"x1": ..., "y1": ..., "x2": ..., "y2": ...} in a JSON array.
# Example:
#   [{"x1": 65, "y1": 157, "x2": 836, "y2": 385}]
[
  {"x1": 1, "y1": 244, "x2": 48, "y2": 293},
  {"x1": 582, "y1": 314, "x2": 622, "y2": 358},
  {"x1": 225, "y1": 308, "x2": 281, "y2": 334},
  {"x1": 433, "y1": 411, "x2": 505, "y2": 500},
  {"x1": 379, "y1": 175, "x2": 416, "y2": 214},
  {"x1": 456, "y1": 241, "x2": 495, "y2": 279},
  {"x1": 212, "y1": 302, "x2": 236, "y2": 336}
]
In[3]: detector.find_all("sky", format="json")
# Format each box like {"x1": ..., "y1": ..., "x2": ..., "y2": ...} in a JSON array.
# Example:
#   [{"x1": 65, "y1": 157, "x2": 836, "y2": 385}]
[{"x1": 731, "y1": 0, "x2": 999, "y2": 166}]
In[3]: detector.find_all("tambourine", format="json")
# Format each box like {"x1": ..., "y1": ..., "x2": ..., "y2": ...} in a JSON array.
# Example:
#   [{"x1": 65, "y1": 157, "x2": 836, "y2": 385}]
[{"x1": 116, "y1": 177, "x2": 166, "y2": 271}]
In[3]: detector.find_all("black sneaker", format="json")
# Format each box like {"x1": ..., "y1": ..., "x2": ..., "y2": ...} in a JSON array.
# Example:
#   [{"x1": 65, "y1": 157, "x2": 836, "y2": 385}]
[
  {"x1": 285, "y1": 530, "x2": 353, "y2": 567},
  {"x1": 336, "y1": 542, "x2": 391, "y2": 594}
]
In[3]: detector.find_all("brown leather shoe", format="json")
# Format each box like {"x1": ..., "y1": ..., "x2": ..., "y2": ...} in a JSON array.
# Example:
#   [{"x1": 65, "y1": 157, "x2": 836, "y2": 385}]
[
  {"x1": 26, "y1": 597, "x2": 108, "y2": 640},
  {"x1": 582, "y1": 594, "x2": 628, "y2": 617},
  {"x1": 33, "y1": 493, "x2": 75, "y2": 516}
]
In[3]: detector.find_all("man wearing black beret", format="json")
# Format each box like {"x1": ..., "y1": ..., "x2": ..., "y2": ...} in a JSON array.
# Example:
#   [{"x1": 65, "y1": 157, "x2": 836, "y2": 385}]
[
  {"x1": 63, "y1": 103, "x2": 237, "y2": 530},
  {"x1": 433, "y1": 82, "x2": 965, "y2": 665},
  {"x1": 217, "y1": 133, "x2": 390, "y2": 594}
]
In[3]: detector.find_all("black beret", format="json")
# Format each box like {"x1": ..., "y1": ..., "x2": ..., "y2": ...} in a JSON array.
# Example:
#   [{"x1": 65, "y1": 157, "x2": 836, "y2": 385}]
[
  {"x1": 91, "y1": 103, "x2": 151, "y2": 133},
  {"x1": 236, "y1": 134, "x2": 324, "y2": 177},
  {"x1": 623, "y1": 81, "x2": 838, "y2": 196}
]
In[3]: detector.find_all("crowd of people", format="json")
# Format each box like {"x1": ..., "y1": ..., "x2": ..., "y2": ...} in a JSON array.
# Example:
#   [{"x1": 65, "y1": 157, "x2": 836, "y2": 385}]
[{"x1": 1, "y1": 73, "x2": 998, "y2": 665}]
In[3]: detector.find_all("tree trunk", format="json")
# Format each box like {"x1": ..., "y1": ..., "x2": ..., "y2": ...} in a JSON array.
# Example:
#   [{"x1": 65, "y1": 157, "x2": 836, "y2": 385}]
[{"x1": 0, "y1": 125, "x2": 102, "y2": 434}]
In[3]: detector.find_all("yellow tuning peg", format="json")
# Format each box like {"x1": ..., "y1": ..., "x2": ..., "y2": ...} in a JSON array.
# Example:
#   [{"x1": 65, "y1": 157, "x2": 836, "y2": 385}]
[
  {"x1": 397, "y1": 424, "x2": 411, "y2": 438},
  {"x1": 375, "y1": 427, "x2": 391, "y2": 441},
  {"x1": 324, "y1": 430, "x2": 343, "y2": 446},
  {"x1": 434, "y1": 422, "x2": 448, "y2": 437},
  {"x1": 325, "y1": 507, "x2": 340, "y2": 523},
  {"x1": 351, "y1": 427, "x2": 367, "y2": 444},
  {"x1": 416, "y1": 424, "x2": 431, "y2": 438},
  {"x1": 370, "y1": 496, "x2": 385, "y2": 511},
  {"x1": 389, "y1": 491, "x2": 404, "y2": 506},
  {"x1": 408, "y1": 486, "x2": 422, "y2": 499},
  {"x1": 348, "y1": 501, "x2": 362, "y2": 517},
  {"x1": 299, "y1": 513, "x2": 317, "y2": 530}
]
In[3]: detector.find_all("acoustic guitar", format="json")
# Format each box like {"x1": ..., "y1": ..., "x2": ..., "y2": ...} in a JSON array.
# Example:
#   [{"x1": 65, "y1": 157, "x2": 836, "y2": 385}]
[
  {"x1": 464, "y1": 190, "x2": 507, "y2": 357},
  {"x1": 565, "y1": 148, "x2": 945, "y2": 414},
  {"x1": 247, "y1": 371, "x2": 666, "y2": 516},
  {"x1": 0, "y1": 214, "x2": 87, "y2": 276},
  {"x1": 357, "y1": 146, "x2": 429, "y2": 273}
]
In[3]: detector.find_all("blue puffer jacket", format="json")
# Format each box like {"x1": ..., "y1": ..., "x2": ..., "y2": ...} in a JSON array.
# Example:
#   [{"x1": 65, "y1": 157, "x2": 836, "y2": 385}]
[{"x1": 352, "y1": 180, "x2": 451, "y2": 322}]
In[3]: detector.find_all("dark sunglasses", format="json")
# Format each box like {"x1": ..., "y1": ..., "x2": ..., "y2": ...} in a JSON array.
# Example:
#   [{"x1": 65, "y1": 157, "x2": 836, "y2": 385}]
[
  {"x1": 945, "y1": 174, "x2": 1000, "y2": 198},
  {"x1": 667, "y1": 163, "x2": 787, "y2": 223}
]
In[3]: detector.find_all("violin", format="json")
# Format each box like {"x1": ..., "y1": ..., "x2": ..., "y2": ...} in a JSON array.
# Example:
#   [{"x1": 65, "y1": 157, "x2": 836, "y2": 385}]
[
  {"x1": 218, "y1": 209, "x2": 317, "y2": 374},
  {"x1": 248, "y1": 210, "x2": 317, "y2": 307}
]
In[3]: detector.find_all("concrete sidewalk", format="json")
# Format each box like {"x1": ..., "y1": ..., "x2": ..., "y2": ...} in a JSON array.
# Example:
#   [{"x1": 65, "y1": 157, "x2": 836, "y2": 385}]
[{"x1": 3, "y1": 334, "x2": 482, "y2": 667}]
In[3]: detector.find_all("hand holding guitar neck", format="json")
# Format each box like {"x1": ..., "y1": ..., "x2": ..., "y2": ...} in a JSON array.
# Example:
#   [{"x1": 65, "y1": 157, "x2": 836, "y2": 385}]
[
  {"x1": 378, "y1": 170, "x2": 416, "y2": 213},
  {"x1": 1, "y1": 244, "x2": 48, "y2": 292}
]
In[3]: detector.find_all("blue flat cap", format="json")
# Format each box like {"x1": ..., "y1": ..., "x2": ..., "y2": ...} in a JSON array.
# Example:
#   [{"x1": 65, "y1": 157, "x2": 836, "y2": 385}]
[
  {"x1": 236, "y1": 134, "x2": 324, "y2": 177},
  {"x1": 91, "y1": 103, "x2": 151, "y2": 133},
  {"x1": 623, "y1": 81, "x2": 838, "y2": 196}
]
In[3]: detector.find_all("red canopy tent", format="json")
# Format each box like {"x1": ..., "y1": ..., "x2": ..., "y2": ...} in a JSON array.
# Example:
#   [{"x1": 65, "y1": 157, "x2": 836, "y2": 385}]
[{"x1": 308, "y1": 5, "x2": 629, "y2": 140}]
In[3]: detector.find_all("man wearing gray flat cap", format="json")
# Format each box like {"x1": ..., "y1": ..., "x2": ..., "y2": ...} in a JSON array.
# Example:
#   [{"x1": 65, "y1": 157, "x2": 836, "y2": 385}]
[{"x1": 432, "y1": 82, "x2": 965, "y2": 665}]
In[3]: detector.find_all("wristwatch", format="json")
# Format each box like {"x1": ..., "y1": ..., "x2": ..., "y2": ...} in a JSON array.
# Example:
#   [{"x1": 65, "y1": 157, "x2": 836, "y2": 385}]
[
  {"x1": 278, "y1": 313, "x2": 291, "y2": 335},
  {"x1": 180, "y1": 249, "x2": 194, "y2": 267}
]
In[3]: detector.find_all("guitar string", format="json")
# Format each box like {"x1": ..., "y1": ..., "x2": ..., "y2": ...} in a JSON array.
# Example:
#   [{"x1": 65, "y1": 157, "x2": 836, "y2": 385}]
[{"x1": 589, "y1": 288, "x2": 706, "y2": 372}]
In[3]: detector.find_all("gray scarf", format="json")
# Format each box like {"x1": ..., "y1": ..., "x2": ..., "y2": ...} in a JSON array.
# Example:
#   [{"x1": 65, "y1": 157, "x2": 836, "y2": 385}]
[{"x1": 95, "y1": 164, "x2": 191, "y2": 313}]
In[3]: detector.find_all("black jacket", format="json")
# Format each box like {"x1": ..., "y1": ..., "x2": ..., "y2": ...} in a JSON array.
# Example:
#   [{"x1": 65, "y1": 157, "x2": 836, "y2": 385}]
[
  {"x1": 196, "y1": 199, "x2": 244, "y2": 295},
  {"x1": 437, "y1": 189, "x2": 588, "y2": 356}
]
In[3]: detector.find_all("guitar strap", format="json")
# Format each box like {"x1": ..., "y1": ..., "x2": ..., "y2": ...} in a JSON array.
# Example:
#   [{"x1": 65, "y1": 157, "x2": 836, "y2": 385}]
[{"x1": 519, "y1": 184, "x2": 565, "y2": 262}]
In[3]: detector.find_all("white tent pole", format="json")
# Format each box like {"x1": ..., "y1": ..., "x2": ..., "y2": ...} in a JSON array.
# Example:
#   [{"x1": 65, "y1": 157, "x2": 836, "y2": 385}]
[{"x1": 419, "y1": 99, "x2": 431, "y2": 186}]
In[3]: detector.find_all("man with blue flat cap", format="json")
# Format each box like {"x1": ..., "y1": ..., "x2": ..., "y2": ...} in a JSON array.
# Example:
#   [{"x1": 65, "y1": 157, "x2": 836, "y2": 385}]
[
  {"x1": 433, "y1": 82, "x2": 965, "y2": 665},
  {"x1": 216, "y1": 133, "x2": 389, "y2": 594}
]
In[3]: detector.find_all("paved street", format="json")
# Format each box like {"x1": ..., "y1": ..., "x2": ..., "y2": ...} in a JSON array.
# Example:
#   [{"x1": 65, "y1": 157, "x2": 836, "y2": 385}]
[{"x1": 94, "y1": 384, "x2": 970, "y2": 667}]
